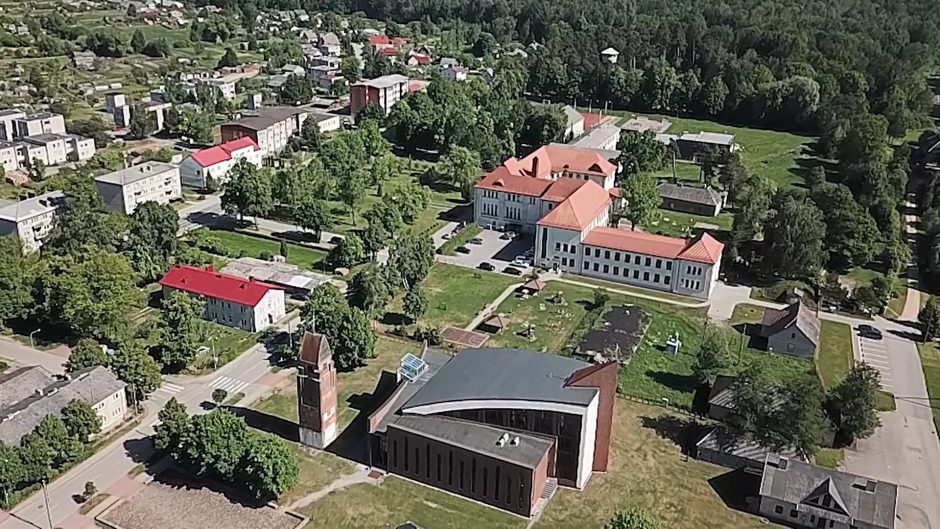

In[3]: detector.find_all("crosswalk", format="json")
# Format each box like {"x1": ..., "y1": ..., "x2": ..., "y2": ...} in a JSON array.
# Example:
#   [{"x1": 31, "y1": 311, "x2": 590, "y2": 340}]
[
  {"x1": 857, "y1": 335, "x2": 894, "y2": 392},
  {"x1": 209, "y1": 375, "x2": 251, "y2": 394},
  {"x1": 155, "y1": 382, "x2": 185, "y2": 396}
]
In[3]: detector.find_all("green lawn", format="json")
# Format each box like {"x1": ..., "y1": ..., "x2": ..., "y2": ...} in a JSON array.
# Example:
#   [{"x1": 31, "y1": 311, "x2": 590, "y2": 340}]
[
  {"x1": 189, "y1": 322, "x2": 259, "y2": 373},
  {"x1": 299, "y1": 399, "x2": 775, "y2": 529},
  {"x1": 558, "y1": 275, "x2": 703, "y2": 305},
  {"x1": 203, "y1": 229, "x2": 328, "y2": 271},
  {"x1": 280, "y1": 445, "x2": 355, "y2": 506},
  {"x1": 648, "y1": 210, "x2": 734, "y2": 237},
  {"x1": 815, "y1": 320, "x2": 854, "y2": 390},
  {"x1": 653, "y1": 161, "x2": 702, "y2": 183},
  {"x1": 815, "y1": 448, "x2": 844, "y2": 470},
  {"x1": 917, "y1": 340, "x2": 940, "y2": 430},
  {"x1": 386, "y1": 264, "x2": 518, "y2": 329},
  {"x1": 728, "y1": 303, "x2": 765, "y2": 327},
  {"x1": 486, "y1": 283, "x2": 600, "y2": 353},
  {"x1": 253, "y1": 336, "x2": 419, "y2": 430}
]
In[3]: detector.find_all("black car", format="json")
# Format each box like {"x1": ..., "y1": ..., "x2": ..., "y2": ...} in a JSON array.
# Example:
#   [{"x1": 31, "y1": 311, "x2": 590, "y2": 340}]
[
  {"x1": 857, "y1": 324, "x2": 883, "y2": 340},
  {"x1": 502, "y1": 266, "x2": 523, "y2": 276},
  {"x1": 478, "y1": 262, "x2": 496, "y2": 271},
  {"x1": 455, "y1": 246, "x2": 471, "y2": 254}
]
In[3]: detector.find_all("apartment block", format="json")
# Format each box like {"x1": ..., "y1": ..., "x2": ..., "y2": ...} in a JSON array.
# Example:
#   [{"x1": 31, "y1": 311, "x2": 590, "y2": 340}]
[{"x1": 94, "y1": 161, "x2": 182, "y2": 215}]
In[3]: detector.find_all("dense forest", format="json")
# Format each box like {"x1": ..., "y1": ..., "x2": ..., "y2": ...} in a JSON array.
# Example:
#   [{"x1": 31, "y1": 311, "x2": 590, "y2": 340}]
[{"x1": 222, "y1": 0, "x2": 939, "y2": 136}]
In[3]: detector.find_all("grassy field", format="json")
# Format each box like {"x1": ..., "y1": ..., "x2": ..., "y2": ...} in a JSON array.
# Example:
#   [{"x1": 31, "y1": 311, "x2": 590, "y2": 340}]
[
  {"x1": 728, "y1": 303, "x2": 764, "y2": 327},
  {"x1": 385, "y1": 264, "x2": 518, "y2": 329},
  {"x1": 298, "y1": 399, "x2": 775, "y2": 529},
  {"x1": 486, "y1": 283, "x2": 601, "y2": 353},
  {"x1": 653, "y1": 161, "x2": 702, "y2": 182},
  {"x1": 252, "y1": 336, "x2": 420, "y2": 430},
  {"x1": 917, "y1": 340, "x2": 940, "y2": 429},
  {"x1": 280, "y1": 445, "x2": 355, "y2": 506},
  {"x1": 559, "y1": 275, "x2": 704, "y2": 304},
  {"x1": 191, "y1": 323, "x2": 259, "y2": 372},
  {"x1": 203, "y1": 229, "x2": 328, "y2": 271},
  {"x1": 815, "y1": 320, "x2": 854, "y2": 390},
  {"x1": 649, "y1": 210, "x2": 734, "y2": 237},
  {"x1": 815, "y1": 448, "x2": 844, "y2": 470}
]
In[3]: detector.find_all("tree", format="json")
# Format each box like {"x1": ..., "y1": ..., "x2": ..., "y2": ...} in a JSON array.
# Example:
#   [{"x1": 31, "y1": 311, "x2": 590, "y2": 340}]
[
  {"x1": 217, "y1": 47, "x2": 238, "y2": 68},
  {"x1": 240, "y1": 434, "x2": 300, "y2": 500},
  {"x1": 185, "y1": 409, "x2": 249, "y2": 479},
  {"x1": 130, "y1": 28, "x2": 147, "y2": 54},
  {"x1": 340, "y1": 56, "x2": 361, "y2": 83},
  {"x1": 606, "y1": 508, "x2": 660, "y2": 529},
  {"x1": 328, "y1": 234, "x2": 366, "y2": 268},
  {"x1": 592, "y1": 289, "x2": 611, "y2": 309},
  {"x1": 29, "y1": 158, "x2": 46, "y2": 182},
  {"x1": 403, "y1": 285, "x2": 428, "y2": 323},
  {"x1": 65, "y1": 339, "x2": 108, "y2": 373},
  {"x1": 279, "y1": 74, "x2": 313, "y2": 104},
  {"x1": 617, "y1": 131, "x2": 667, "y2": 177},
  {"x1": 809, "y1": 183, "x2": 879, "y2": 269},
  {"x1": 109, "y1": 343, "x2": 162, "y2": 405},
  {"x1": 371, "y1": 152, "x2": 398, "y2": 188},
  {"x1": 212, "y1": 388, "x2": 228, "y2": 405},
  {"x1": 154, "y1": 398, "x2": 191, "y2": 457},
  {"x1": 333, "y1": 307, "x2": 376, "y2": 370},
  {"x1": 620, "y1": 172, "x2": 659, "y2": 230},
  {"x1": 729, "y1": 362, "x2": 776, "y2": 435},
  {"x1": 301, "y1": 284, "x2": 348, "y2": 339},
  {"x1": 142, "y1": 38, "x2": 170, "y2": 58},
  {"x1": 294, "y1": 199, "x2": 331, "y2": 241},
  {"x1": 82, "y1": 481, "x2": 97, "y2": 502},
  {"x1": 440, "y1": 146, "x2": 481, "y2": 200},
  {"x1": 60, "y1": 399, "x2": 101, "y2": 443},
  {"x1": 34, "y1": 415, "x2": 82, "y2": 467},
  {"x1": 221, "y1": 160, "x2": 274, "y2": 223},
  {"x1": 359, "y1": 120, "x2": 390, "y2": 159},
  {"x1": 763, "y1": 191, "x2": 827, "y2": 280},
  {"x1": 640, "y1": 57, "x2": 679, "y2": 111},
  {"x1": 157, "y1": 291, "x2": 206, "y2": 371},
  {"x1": 348, "y1": 264, "x2": 393, "y2": 317},
  {"x1": 355, "y1": 103, "x2": 385, "y2": 125},
  {"x1": 42, "y1": 250, "x2": 141, "y2": 342},
  {"x1": 519, "y1": 105, "x2": 566, "y2": 146},
  {"x1": 763, "y1": 374, "x2": 827, "y2": 455},
  {"x1": 692, "y1": 333, "x2": 727, "y2": 386},
  {"x1": 177, "y1": 110, "x2": 215, "y2": 145},
  {"x1": 831, "y1": 363, "x2": 882, "y2": 441},
  {"x1": 698, "y1": 76, "x2": 728, "y2": 116},
  {"x1": 44, "y1": 171, "x2": 130, "y2": 256},
  {"x1": 387, "y1": 234, "x2": 434, "y2": 288},
  {"x1": 129, "y1": 106, "x2": 155, "y2": 138},
  {"x1": 920, "y1": 296, "x2": 940, "y2": 341},
  {"x1": 0, "y1": 235, "x2": 33, "y2": 326},
  {"x1": 0, "y1": 442, "x2": 22, "y2": 507},
  {"x1": 297, "y1": 119, "x2": 322, "y2": 151},
  {"x1": 129, "y1": 202, "x2": 179, "y2": 281}
]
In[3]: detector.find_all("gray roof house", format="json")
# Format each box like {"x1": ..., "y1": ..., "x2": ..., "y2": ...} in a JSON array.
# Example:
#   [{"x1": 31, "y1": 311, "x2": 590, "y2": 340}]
[
  {"x1": 707, "y1": 374, "x2": 737, "y2": 421},
  {"x1": 758, "y1": 454, "x2": 898, "y2": 529},
  {"x1": 658, "y1": 183, "x2": 725, "y2": 217},
  {"x1": 761, "y1": 301, "x2": 820, "y2": 358},
  {"x1": 695, "y1": 426, "x2": 805, "y2": 473}
]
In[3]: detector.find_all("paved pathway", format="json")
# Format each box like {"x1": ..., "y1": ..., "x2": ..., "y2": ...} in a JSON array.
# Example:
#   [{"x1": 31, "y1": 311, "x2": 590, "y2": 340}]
[
  {"x1": 0, "y1": 336, "x2": 67, "y2": 374},
  {"x1": 286, "y1": 465, "x2": 375, "y2": 511},
  {"x1": 464, "y1": 282, "x2": 524, "y2": 331}
]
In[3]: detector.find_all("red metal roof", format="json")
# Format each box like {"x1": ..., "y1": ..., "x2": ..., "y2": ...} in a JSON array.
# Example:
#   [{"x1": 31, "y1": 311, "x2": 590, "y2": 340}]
[
  {"x1": 581, "y1": 228, "x2": 723, "y2": 264},
  {"x1": 189, "y1": 137, "x2": 259, "y2": 168},
  {"x1": 537, "y1": 181, "x2": 611, "y2": 230},
  {"x1": 159, "y1": 265, "x2": 281, "y2": 306}
]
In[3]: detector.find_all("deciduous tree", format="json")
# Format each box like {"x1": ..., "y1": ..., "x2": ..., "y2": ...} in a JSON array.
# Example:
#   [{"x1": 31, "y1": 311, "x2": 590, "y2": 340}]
[
  {"x1": 692, "y1": 332, "x2": 727, "y2": 385},
  {"x1": 439, "y1": 146, "x2": 481, "y2": 200},
  {"x1": 620, "y1": 172, "x2": 659, "y2": 230},
  {"x1": 60, "y1": 399, "x2": 101, "y2": 443},
  {"x1": 0, "y1": 235, "x2": 33, "y2": 326},
  {"x1": 185, "y1": 409, "x2": 249, "y2": 479},
  {"x1": 240, "y1": 434, "x2": 299, "y2": 500},
  {"x1": 154, "y1": 398, "x2": 191, "y2": 458},
  {"x1": 129, "y1": 202, "x2": 179, "y2": 281},
  {"x1": 606, "y1": 508, "x2": 660, "y2": 529},
  {"x1": 403, "y1": 285, "x2": 428, "y2": 323},
  {"x1": 221, "y1": 160, "x2": 274, "y2": 223},
  {"x1": 830, "y1": 362, "x2": 882, "y2": 441},
  {"x1": 65, "y1": 339, "x2": 108, "y2": 373},
  {"x1": 157, "y1": 291, "x2": 206, "y2": 372}
]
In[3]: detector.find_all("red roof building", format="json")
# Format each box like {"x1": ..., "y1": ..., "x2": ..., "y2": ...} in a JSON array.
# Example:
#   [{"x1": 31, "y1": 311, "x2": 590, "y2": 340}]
[
  {"x1": 180, "y1": 137, "x2": 263, "y2": 189},
  {"x1": 159, "y1": 265, "x2": 286, "y2": 331},
  {"x1": 473, "y1": 144, "x2": 724, "y2": 299}
]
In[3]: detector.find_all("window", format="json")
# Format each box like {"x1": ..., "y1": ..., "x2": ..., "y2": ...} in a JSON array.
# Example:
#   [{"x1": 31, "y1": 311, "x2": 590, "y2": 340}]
[
  {"x1": 603, "y1": 264, "x2": 609, "y2": 274},
  {"x1": 594, "y1": 249, "x2": 601, "y2": 258},
  {"x1": 561, "y1": 257, "x2": 567, "y2": 267},
  {"x1": 645, "y1": 257, "x2": 651, "y2": 266},
  {"x1": 787, "y1": 343, "x2": 795, "y2": 352},
  {"x1": 570, "y1": 245, "x2": 576, "y2": 254},
  {"x1": 656, "y1": 259, "x2": 662, "y2": 268},
  {"x1": 584, "y1": 261, "x2": 589, "y2": 269},
  {"x1": 614, "y1": 266, "x2": 619, "y2": 275},
  {"x1": 562, "y1": 243, "x2": 568, "y2": 252},
  {"x1": 634, "y1": 255, "x2": 640, "y2": 265},
  {"x1": 584, "y1": 247, "x2": 589, "y2": 255},
  {"x1": 614, "y1": 252, "x2": 620, "y2": 262},
  {"x1": 633, "y1": 270, "x2": 639, "y2": 279},
  {"x1": 665, "y1": 276, "x2": 671, "y2": 285},
  {"x1": 775, "y1": 506, "x2": 784, "y2": 514},
  {"x1": 593, "y1": 263, "x2": 599, "y2": 272},
  {"x1": 604, "y1": 250, "x2": 610, "y2": 259},
  {"x1": 555, "y1": 242, "x2": 561, "y2": 251},
  {"x1": 666, "y1": 262, "x2": 672, "y2": 270},
  {"x1": 790, "y1": 510, "x2": 798, "y2": 518},
  {"x1": 643, "y1": 272, "x2": 650, "y2": 281},
  {"x1": 654, "y1": 273, "x2": 660, "y2": 283},
  {"x1": 791, "y1": 332, "x2": 797, "y2": 339}
]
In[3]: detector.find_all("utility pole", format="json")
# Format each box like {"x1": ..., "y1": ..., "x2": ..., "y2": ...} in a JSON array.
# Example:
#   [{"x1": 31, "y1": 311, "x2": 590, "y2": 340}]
[{"x1": 42, "y1": 480, "x2": 53, "y2": 529}]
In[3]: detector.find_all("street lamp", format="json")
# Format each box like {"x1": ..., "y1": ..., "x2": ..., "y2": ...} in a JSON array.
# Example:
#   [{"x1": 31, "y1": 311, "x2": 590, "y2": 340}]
[{"x1": 29, "y1": 328, "x2": 41, "y2": 348}]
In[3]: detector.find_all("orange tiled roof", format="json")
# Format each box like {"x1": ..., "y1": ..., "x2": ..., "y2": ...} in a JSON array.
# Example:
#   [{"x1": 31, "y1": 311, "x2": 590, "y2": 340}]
[
  {"x1": 537, "y1": 181, "x2": 611, "y2": 230},
  {"x1": 476, "y1": 144, "x2": 617, "y2": 194},
  {"x1": 581, "y1": 228, "x2": 723, "y2": 264}
]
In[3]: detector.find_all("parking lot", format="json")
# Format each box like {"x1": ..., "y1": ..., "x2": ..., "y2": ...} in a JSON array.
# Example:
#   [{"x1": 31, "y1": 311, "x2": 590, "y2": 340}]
[
  {"x1": 856, "y1": 330, "x2": 894, "y2": 392},
  {"x1": 439, "y1": 228, "x2": 536, "y2": 275}
]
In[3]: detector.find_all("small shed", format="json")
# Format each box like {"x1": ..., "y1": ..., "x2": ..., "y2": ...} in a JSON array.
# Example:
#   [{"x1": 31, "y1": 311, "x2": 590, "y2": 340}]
[
  {"x1": 517, "y1": 279, "x2": 545, "y2": 295},
  {"x1": 478, "y1": 314, "x2": 510, "y2": 334}
]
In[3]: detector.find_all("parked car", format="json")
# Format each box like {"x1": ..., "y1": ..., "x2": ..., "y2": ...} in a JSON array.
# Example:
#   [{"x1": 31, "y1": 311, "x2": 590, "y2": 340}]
[
  {"x1": 329, "y1": 236, "x2": 343, "y2": 244},
  {"x1": 857, "y1": 324, "x2": 883, "y2": 340},
  {"x1": 469, "y1": 237, "x2": 484, "y2": 245},
  {"x1": 502, "y1": 266, "x2": 523, "y2": 276},
  {"x1": 455, "y1": 246, "x2": 471, "y2": 254},
  {"x1": 500, "y1": 231, "x2": 516, "y2": 240},
  {"x1": 478, "y1": 262, "x2": 496, "y2": 271}
]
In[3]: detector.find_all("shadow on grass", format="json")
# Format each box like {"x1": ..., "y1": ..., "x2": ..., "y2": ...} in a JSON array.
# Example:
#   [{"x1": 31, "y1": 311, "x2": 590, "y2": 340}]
[
  {"x1": 227, "y1": 406, "x2": 300, "y2": 443},
  {"x1": 647, "y1": 370, "x2": 698, "y2": 394},
  {"x1": 707, "y1": 469, "x2": 760, "y2": 512},
  {"x1": 639, "y1": 414, "x2": 702, "y2": 454},
  {"x1": 327, "y1": 370, "x2": 401, "y2": 465}
]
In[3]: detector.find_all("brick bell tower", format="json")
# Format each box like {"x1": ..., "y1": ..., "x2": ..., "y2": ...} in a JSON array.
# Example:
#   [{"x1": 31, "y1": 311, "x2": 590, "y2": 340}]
[{"x1": 297, "y1": 331, "x2": 338, "y2": 449}]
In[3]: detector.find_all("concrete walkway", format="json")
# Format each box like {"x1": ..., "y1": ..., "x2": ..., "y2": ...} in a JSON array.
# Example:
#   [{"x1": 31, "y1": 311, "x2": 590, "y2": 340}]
[
  {"x1": 286, "y1": 465, "x2": 375, "y2": 511},
  {"x1": 0, "y1": 336, "x2": 67, "y2": 374},
  {"x1": 464, "y1": 282, "x2": 524, "y2": 331}
]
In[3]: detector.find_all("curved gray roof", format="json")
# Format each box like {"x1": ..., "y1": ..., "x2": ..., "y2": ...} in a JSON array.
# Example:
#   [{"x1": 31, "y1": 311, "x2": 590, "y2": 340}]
[{"x1": 402, "y1": 348, "x2": 597, "y2": 411}]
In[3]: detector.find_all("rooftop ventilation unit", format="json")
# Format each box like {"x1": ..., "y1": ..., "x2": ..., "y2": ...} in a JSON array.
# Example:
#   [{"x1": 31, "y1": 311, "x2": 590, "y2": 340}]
[
  {"x1": 495, "y1": 433, "x2": 510, "y2": 447},
  {"x1": 509, "y1": 436, "x2": 520, "y2": 446}
]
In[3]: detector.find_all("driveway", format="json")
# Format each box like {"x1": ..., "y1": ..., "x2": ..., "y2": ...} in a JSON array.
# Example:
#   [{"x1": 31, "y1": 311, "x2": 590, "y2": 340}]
[
  {"x1": 437, "y1": 228, "x2": 535, "y2": 274},
  {"x1": 844, "y1": 330, "x2": 940, "y2": 529}
]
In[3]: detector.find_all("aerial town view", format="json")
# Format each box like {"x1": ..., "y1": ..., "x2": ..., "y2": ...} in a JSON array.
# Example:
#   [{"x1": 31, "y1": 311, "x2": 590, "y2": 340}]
[{"x1": 0, "y1": 1, "x2": 939, "y2": 529}]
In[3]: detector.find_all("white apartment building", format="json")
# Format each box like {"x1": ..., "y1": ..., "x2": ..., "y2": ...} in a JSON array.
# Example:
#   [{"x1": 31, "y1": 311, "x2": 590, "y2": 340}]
[
  {"x1": 67, "y1": 134, "x2": 96, "y2": 161},
  {"x1": 159, "y1": 264, "x2": 287, "y2": 332},
  {"x1": 474, "y1": 144, "x2": 724, "y2": 299},
  {"x1": 179, "y1": 137, "x2": 263, "y2": 189},
  {"x1": 0, "y1": 110, "x2": 25, "y2": 141},
  {"x1": 20, "y1": 134, "x2": 68, "y2": 166},
  {"x1": 0, "y1": 141, "x2": 17, "y2": 172},
  {"x1": 0, "y1": 190, "x2": 64, "y2": 252},
  {"x1": 94, "y1": 161, "x2": 182, "y2": 215},
  {"x1": 14, "y1": 112, "x2": 66, "y2": 137}
]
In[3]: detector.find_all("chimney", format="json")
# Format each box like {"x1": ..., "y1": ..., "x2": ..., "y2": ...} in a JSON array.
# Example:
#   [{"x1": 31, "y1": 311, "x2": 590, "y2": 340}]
[
  {"x1": 35, "y1": 388, "x2": 43, "y2": 396},
  {"x1": 531, "y1": 155, "x2": 539, "y2": 177},
  {"x1": 205, "y1": 264, "x2": 214, "y2": 272}
]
